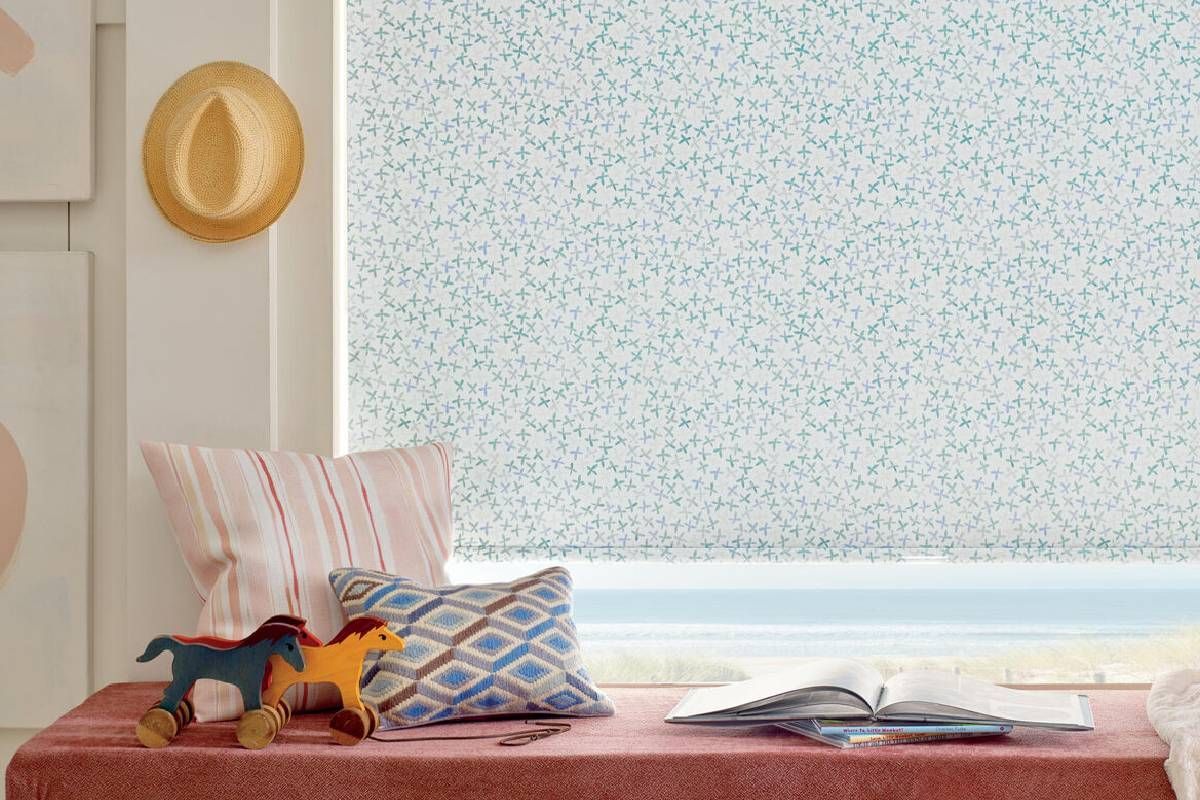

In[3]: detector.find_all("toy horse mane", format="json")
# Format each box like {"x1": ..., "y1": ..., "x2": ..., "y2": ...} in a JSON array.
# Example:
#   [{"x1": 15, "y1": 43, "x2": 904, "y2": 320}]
[
  {"x1": 327, "y1": 617, "x2": 388, "y2": 644},
  {"x1": 172, "y1": 615, "x2": 319, "y2": 651},
  {"x1": 241, "y1": 621, "x2": 303, "y2": 647},
  {"x1": 264, "y1": 614, "x2": 322, "y2": 645}
]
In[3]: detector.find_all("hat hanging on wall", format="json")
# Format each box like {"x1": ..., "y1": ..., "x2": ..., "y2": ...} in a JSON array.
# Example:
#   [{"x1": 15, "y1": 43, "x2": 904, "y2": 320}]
[{"x1": 143, "y1": 61, "x2": 304, "y2": 243}]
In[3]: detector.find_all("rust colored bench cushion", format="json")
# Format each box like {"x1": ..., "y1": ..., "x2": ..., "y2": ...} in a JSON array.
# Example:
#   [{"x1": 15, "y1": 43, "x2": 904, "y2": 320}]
[{"x1": 6, "y1": 682, "x2": 1172, "y2": 800}]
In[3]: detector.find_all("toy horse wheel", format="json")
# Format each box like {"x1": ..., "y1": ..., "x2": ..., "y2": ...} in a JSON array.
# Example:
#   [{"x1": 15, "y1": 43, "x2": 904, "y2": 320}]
[
  {"x1": 173, "y1": 697, "x2": 194, "y2": 729},
  {"x1": 329, "y1": 707, "x2": 370, "y2": 746},
  {"x1": 264, "y1": 703, "x2": 284, "y2": 734},
  {"x1": 179, "y1": 697, "x2": 195, "y2": 726},
  {"x1": 136, "y1": 707, "x2": 178, "y2": 749},
  {"x1": 365, "y1": 706, "x2": 379, "y2": 736},
  {"x1": 275, "y1": 697, "x2": 292, "y2": 726},
  {"x1": 236, "y1": 708, "x2": 279, "y2": 750}
]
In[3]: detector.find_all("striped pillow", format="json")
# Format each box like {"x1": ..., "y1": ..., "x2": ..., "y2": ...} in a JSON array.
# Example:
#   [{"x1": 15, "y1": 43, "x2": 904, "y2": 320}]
[{"x1": 140, "y1": 441, "x2": 453, "y2": 721}]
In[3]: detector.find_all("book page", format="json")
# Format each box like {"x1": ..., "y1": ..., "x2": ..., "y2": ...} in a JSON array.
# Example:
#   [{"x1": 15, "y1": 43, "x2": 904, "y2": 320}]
[
  {"x1": 878, "y1": 670, "x2": 1092, "y2": 728},
  {"x1": 666, "y1": 659, "x2": 883, "y2": 719}
]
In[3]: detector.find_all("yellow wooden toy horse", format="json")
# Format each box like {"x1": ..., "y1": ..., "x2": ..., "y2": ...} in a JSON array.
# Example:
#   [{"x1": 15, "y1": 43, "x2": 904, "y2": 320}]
[{"x1": 262, "y1": 616, "x2": 404, "y2": 744}]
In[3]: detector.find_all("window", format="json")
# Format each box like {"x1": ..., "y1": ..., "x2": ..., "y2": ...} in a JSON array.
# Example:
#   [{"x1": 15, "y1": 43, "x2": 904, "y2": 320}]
[
  {"x1": 346, "y1": 1, "x2": 1200, "y2": 681},
  {"x1": 452, "y1": 561, "x2": 1200, "y2": 684}
]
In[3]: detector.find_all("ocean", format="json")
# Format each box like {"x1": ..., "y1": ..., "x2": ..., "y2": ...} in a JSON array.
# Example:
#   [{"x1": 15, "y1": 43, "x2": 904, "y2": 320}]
[{"x1": 573, "y1": 588, "x2": 1200, "y2": 660}]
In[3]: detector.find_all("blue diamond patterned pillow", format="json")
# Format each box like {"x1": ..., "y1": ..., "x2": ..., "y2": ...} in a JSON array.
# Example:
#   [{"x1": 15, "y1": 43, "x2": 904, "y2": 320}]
[{"x1": 328, "y1": 566, "x2": 614, "y2": 727}]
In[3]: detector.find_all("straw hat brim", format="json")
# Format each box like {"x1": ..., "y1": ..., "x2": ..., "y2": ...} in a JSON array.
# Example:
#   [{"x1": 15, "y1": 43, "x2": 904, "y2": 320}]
[{"x1": 143, "y1": 61, "x2": 304, "y2": 243}]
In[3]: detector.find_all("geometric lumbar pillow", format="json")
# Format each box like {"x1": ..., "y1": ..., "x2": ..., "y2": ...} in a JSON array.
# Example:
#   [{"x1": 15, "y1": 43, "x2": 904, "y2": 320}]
[{"x1": 329, "y1": 566, "x2": 615, "y2": 727}]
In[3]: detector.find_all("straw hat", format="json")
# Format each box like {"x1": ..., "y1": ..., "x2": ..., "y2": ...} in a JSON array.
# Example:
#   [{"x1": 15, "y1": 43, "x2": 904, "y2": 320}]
[{"x1": 143, "y1": 61, "x2": 303, "y2": 243}]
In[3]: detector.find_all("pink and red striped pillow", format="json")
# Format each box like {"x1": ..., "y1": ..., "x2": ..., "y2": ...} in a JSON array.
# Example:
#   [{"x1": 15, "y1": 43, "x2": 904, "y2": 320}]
[{"x1": 140, "y1": 441, "x2": 453, "y2": 721}]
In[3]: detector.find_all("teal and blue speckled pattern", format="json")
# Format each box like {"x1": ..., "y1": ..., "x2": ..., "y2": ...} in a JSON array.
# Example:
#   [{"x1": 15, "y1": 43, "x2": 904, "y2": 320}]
[{"x1": 347, "y1": 1, "x2": 1200, "y2": 562}]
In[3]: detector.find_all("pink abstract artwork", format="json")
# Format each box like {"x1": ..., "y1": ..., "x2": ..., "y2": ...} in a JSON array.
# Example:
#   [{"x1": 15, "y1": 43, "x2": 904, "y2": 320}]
[
  {"x1": 0, "y1": 8, "x2": 35, "y2": 76},
  {"x1": 0, "y1": 422, "x2": 27, "y2": 582}
]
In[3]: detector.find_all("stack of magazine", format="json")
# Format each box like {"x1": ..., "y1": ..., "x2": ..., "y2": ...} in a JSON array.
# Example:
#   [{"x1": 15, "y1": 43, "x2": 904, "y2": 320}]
[{"x1": 664, "y1": 659, "x2": 1094, "y2": 749}]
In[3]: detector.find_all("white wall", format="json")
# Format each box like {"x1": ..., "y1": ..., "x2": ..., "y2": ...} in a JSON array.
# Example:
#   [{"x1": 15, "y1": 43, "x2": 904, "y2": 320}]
[
  {"x1": 124, "y1": 0, "x2": 339, "y2": 678},
  {"x1": 124, "y1": 0, "x2": 276, "y2": 673},
  {"x1": 0, "y1": 1, "x2": 338, "y2": 792}
]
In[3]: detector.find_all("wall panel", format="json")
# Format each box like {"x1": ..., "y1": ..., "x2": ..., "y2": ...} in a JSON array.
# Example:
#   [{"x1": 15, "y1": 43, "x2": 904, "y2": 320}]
[{"x1": 124, "y1": 0, "x2": 274, "y2": 675}]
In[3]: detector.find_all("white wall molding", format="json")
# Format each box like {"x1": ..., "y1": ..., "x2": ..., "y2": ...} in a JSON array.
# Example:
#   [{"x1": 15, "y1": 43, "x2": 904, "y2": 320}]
[
  {"x1": 332, "y1": 0, "x2": 347, "y2": 457},
  {"x1": 273, "y1": 0, "x2": 340, "y2": 457},
  {"x1": 70, "y1": 23, "x2": 126, "y2": 691},
  {"x1": 96, "y1": 0, "x2": 125, "y2": 25}
]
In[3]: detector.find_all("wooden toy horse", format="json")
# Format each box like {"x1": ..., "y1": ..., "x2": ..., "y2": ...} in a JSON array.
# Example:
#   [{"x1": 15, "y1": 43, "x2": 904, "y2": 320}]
[
  {"x1": 145, "y1": 614, "x2": 320, "y2": 737},
  {"x1": 134, "y1": 616, "x2": 307, "y2": 749},
  {"x1": 262, "y1": 616, "x2": 405, "y2": 745},
  {"x1": 258, "y1": 615, "x2": 322, "y2": 723}
]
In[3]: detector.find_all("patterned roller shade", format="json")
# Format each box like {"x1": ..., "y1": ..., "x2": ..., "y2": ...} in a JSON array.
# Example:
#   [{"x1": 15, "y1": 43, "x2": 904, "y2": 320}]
[{"x1": 347, "y1": 0, "x2": 1200, "y2": 562}]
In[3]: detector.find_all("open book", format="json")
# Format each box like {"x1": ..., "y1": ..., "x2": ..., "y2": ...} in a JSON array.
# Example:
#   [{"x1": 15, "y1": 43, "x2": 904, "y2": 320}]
[{"x1": 665, "y1": 659, "x2": 1094, "y2": 731}]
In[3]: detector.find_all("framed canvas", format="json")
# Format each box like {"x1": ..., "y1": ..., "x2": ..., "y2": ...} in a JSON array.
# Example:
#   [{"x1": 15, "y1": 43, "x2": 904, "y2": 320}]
[
  {"x1": 0, "y1": 0, "x2": 93, "y2": 200},
  {"x1": 0, "y1": 252, "x2": 91, "y2": 727}
]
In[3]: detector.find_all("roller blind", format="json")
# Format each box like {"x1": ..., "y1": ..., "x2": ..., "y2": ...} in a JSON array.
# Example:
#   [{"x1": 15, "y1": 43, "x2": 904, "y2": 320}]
[{"x1": 347, "y1": 0, "x2": 1200, "y2": 562}]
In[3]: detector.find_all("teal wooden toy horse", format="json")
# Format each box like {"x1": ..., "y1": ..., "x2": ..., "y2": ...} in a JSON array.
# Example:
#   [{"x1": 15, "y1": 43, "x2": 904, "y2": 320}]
[{"x1": 134, "y1": 616, "x2": 307, "y2": 749}]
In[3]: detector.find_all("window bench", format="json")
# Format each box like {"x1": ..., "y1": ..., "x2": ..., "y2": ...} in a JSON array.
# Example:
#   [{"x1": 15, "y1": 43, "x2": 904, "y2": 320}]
[{"x1": 6, "y1": 682, "x2": 1172, "y2": 800}]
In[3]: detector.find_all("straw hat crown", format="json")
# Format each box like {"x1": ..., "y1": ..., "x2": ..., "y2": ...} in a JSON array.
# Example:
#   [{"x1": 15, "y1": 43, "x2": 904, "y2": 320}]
[{"x1": 144, "y1": 61, "x2": 303, "y2": 242}]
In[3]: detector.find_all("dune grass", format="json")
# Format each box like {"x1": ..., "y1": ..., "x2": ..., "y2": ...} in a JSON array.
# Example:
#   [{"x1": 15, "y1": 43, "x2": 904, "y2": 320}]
[{"x1": 584, "y1": 649, "x2": 750, "y2": 683}]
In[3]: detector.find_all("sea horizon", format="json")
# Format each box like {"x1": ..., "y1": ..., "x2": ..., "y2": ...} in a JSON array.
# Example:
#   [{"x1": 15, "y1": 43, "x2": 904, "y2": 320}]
[{"x1": 573, "y1": 587, "x2": 1200, "y2": 660}]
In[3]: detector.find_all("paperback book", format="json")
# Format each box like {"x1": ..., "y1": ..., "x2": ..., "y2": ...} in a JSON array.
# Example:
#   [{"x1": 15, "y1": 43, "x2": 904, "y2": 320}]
[
  {"x1": 779, "y1": 720, "x2": 1014, "y2": 748},
  {"x1": 664, "y1": 659, "x2": 1094, "y2": 736}
]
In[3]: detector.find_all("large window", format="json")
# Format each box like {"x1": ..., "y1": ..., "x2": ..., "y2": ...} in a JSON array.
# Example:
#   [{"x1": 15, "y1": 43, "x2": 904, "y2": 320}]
[
  {"x1": 347, "y1": 0, "x2": 1200, "y2": 679},
  {"x1": 453, "y1": 561, "x2": 1200, "y2": 684}
]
